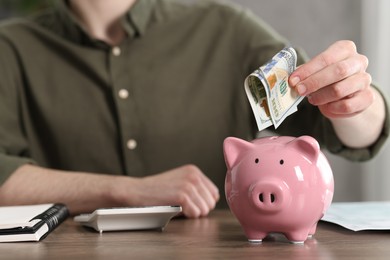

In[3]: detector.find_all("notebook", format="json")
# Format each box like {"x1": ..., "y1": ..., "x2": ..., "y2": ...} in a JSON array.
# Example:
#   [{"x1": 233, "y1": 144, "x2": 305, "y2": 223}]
[{"x1": 0, "y1": 203, "x2": 69, "y2": 242}]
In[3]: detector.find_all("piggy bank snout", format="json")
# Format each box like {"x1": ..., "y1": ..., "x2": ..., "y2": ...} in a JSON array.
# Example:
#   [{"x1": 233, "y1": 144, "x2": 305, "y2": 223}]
[{"x1": 249, "y1": 180, "x2": 291, "y2": 213}]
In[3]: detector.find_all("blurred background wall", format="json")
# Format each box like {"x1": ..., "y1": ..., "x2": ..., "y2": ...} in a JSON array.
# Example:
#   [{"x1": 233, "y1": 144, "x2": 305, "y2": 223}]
[{"x1": 1, "y1": 0, "x2": 389, "y2": 202}]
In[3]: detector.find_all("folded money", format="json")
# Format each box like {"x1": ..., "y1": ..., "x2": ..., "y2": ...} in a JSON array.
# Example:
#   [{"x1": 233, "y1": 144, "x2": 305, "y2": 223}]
[{"x1": 244, "y1": 47, "x2": 304, "y2": 131}]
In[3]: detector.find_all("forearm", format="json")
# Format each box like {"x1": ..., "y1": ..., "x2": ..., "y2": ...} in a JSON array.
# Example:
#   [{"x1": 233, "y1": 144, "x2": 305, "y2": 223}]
[
  {"x1": 330, "y1": 87, "x2": 386, "y2": 148},
  {"x1": 0, "y1": 164, "x2": 220, "y2": 218},
  {"x1": 0, "y1": 164, "x2": 135, "y2": 215}
]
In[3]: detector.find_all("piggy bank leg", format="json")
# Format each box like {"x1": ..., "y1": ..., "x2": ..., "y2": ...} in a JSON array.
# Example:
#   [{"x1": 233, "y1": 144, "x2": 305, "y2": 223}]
[
  {"x1": 308, "y1": 222, "x2": 318, "y2": 238},
  {"x1": 244, "y1": 229, "x2": 267, "y2": 243},
  {"x1": 285, "y1": 230, "x2": 310, "y2": 244}
]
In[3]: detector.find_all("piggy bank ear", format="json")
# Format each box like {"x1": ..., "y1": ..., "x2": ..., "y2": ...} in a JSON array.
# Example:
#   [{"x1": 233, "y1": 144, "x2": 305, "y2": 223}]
[
  {"x1": 287, "y1": 136, "x2": 320, "y2": 162},
  {"x1": 223, "y1": 137, "x2": 254, "y2": 169}
]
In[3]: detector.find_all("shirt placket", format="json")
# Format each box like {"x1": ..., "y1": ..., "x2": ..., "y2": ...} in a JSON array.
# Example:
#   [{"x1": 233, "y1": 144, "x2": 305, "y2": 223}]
[{"x1": 108, "y1": 42, "x2": 144, "y2": 177}]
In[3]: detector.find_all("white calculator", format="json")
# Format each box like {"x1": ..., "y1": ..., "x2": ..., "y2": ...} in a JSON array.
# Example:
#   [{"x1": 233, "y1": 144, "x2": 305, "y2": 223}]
[{"x1": 73, "y1": 206, "x2": 182, "y2": 233}]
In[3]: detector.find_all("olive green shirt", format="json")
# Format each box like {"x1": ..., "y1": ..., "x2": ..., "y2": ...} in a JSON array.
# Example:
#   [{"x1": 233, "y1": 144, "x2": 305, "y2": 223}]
[{"x1": 0, "y1": 0, "x2": 389, "y2": 207}]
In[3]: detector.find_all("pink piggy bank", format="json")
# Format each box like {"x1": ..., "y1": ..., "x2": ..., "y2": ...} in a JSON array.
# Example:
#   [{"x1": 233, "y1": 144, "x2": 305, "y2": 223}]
[{"x1": 223, "y1": 135, "x2": 334, "y2": 244}]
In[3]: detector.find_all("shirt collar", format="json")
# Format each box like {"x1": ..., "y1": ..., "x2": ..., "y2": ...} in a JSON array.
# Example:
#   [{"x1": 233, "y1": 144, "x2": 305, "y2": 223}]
[
  {"x1": 126, "y1": 0, "x2": 155, "y2": 37},
  {"x1": 54, "y1": 0, "x2": 155, "y2": 46}
]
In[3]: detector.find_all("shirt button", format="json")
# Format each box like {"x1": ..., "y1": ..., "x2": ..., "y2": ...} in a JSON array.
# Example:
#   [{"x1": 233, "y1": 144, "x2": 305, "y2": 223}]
[
  {"x1": 118, "y1": 89, "x2": 129, "y2": 99},
  {"x1": 127, "y1": 139, "x2": 137, "y2": 150},
  {"x1": 112, "y1": 46, "x2": 121, "y2": 56}
]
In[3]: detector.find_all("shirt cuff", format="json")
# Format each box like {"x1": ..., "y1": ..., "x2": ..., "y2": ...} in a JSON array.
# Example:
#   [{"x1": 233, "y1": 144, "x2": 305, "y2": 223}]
[{"x1": 0, "y1": 154, "x2": 36, "y2": 185}]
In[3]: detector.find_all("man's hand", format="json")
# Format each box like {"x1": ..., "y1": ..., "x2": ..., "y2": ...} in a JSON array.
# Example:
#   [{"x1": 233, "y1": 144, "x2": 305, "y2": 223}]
[
  {"x1": 289, "y1": 40, "x2": 373, "y2": 119},
  {"x1": 127, "y1": 165, "x2": 220, "y2": 218},
  {"x1": 289, "y1": 40, "x2": 386, "y2": 148}
]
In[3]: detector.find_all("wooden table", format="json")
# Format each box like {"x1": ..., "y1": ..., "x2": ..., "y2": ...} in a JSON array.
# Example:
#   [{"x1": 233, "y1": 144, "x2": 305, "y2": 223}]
[{"x1": 1, "y1": 210, "x2": 390, "y2": 259}]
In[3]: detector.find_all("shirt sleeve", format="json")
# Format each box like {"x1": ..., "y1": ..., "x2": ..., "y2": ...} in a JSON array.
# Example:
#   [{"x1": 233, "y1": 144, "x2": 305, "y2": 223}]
[
  {"x1": 233, "y1": 6, "x2": 288, "y2": 74},
  {"x1": 0, "y1": 31, "x2": 37, "y2": 185},
  {"x1": 0, "y1": 154, "x2": 36, "y2": 184}
]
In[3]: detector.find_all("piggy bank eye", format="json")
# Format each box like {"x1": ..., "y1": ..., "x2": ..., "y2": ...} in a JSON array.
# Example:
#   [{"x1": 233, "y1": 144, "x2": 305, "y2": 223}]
[
  {"x1": 279, "y1": 159, "x2": 284, "y2": 165},
  {"x1": 255, "y1": 158, "x2": 259, "y2": 164}
]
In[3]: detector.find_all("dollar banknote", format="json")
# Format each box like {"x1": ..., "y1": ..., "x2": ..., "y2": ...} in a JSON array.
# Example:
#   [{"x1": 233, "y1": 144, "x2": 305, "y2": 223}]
[{"x1": 244, "y1": 47, "x2": 304, "y2": 131}]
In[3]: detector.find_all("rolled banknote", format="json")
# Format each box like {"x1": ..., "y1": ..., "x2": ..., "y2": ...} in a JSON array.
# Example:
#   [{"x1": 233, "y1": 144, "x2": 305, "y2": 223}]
[{"x1": 244, "y1": 47, "x2": 304, "y2": 131}]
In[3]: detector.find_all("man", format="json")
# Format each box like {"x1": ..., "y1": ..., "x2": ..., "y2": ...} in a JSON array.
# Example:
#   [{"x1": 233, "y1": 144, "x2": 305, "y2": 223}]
[{"x1": 0, "y1": 0, "x2": 388, "y2": 218}]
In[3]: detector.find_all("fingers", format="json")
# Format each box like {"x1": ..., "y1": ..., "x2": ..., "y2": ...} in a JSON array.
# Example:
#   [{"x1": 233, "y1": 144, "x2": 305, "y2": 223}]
[
  {"x1": 318, "y1": 86, "x2": 375, "y2": 119},
  {"x1": 289, "y1": 40, "x2": 368, "y2": 96},
  {"x1": 289, "y1": 40, "x2": 373, "y2": 119},
  {"x1": 177, "y1": 165, "x2": 219, "y2": 218},
  {"x1": 199, "y1": 170, "x2": 220, "y2": 201},
  {"x1": 301, "y1": 54, "x2": 368, "y2": 95},
  {"x1": 307, "y1": 72, "x2": 372, "y2": 106}
]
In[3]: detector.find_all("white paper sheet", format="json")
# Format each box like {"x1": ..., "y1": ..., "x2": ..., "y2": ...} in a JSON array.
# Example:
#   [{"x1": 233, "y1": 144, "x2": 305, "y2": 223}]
[
  {"x1": 321, "y1": 201, "x2": 390, "y2": 231},
  {"x1": 0, "y1": 204, "x2": 53, "y2": 229}
]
